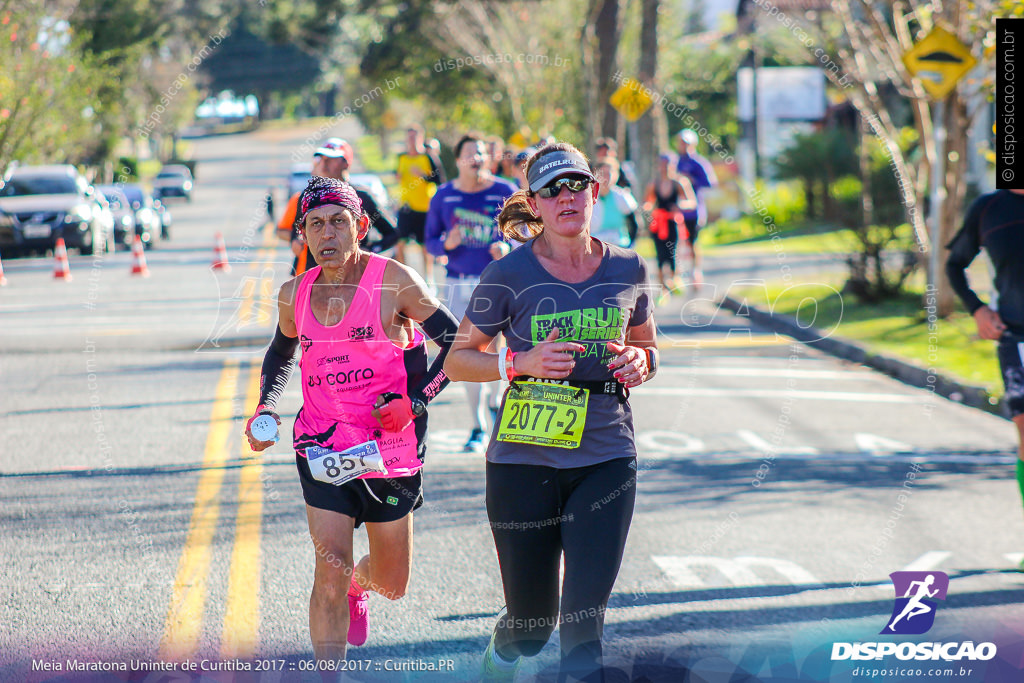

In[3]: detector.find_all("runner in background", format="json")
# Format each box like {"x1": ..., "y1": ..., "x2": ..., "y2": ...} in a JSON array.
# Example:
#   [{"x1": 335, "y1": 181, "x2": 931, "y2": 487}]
[
  {"x1": 280, "y1": 139, "x2": 399, "y2": 276},
  {"x1": 591, "y1": 158, "x2": 641, "y2": 249},
  {"x1": 594, "y1": 137, "x2": 639, "y2": 194},
  {"x1": 265, "y1": 186, "x2": 276, "y2": 228},
  {"x1": 486, "y1": 135, "x2": 510, "y2": 182},
  {"x1": 674, "y1": 129, "x2": 717, "y2": 286},
  {"x1": 644, "y1": 153, "x2": 696, "y2": 301},
  {"x1": 511, "y1": 148, "x2": 534, "y2": 190},
  {"x1": 425, "y1": 134, "x2": 518, "y2": 453},
  {"x1": 394, "y1": 124, "x2": 445, "y2": 286}
]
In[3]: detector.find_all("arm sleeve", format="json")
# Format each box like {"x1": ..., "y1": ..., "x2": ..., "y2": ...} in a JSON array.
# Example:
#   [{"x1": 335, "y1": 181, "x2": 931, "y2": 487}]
[
  {"x1": 258, "y1": 326, "x2": 299, "y2": 411},
  {"x1": 412, "y1": 306, "x2": 460, "y2": 403},
  {"x1": 424, "y1": 192, "x2": 447, "y2": 256},
  {"x1": 945, "y1": 195, "x2": 988, "y2": 314}
]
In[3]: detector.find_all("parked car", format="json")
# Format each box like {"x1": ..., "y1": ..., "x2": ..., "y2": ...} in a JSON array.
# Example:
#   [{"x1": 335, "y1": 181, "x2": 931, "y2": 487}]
[
  {"x1": 152, "y1": 164, "x2": 193, "y2": 202},
  {"x1": 118, "y1": 184, "x2": 162, "y2": 247},
  {"x1": 0, "y1": 165, "x2": 113, "y2": 256},
  {"x1": 287, "y1": 162, "x2": 311, "y2": 197},
  {"x1": 0, "y1": 208, "x2": 16, "y2": 256},
  {"x1": 152, "y1": 196, "x2": 172, "y2": 239},
  {"x1": 96, "y1": 186, "x2": 136, "y2": 249}
]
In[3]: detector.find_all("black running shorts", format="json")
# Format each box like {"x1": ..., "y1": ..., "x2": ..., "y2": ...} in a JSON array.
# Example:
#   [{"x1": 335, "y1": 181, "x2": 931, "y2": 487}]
[
  {"x1": 296, "y1": 453, "x2": 423, "y2": 527},
  {"x1": 397, "y1": 207, "x2": 428, "y2": 244},
  {"x1": 997, "y1": 335, "x2": 1024, "y2": 418}
]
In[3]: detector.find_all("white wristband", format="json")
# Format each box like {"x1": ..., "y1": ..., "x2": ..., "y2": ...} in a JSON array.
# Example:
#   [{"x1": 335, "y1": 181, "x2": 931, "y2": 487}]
[{"x1": 499, "y1": 347, "x2": 510, "y2": 382}]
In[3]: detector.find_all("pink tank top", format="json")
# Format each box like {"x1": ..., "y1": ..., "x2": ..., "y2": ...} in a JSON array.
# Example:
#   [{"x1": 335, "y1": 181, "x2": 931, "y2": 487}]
[{"x1": 292, "y1": 254, "x2": 425, "y2": 479}]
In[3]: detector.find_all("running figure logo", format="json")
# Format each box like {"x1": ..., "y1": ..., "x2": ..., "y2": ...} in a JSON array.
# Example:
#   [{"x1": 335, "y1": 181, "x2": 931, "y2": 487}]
[{"x1": 881, "y1": 571, "x2": 949, "y2": 635}]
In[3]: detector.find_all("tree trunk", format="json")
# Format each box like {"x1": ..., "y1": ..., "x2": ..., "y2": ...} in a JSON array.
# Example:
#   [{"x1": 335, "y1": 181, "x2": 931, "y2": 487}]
[
  {"x1": 581, "y1": 2, "x2": 600, "y2": 152},
  {"x1": 937, "y1": 90, "x2": 969, "y2": 316},
  {"x1": 595, "y1": 0, "x2": 621, "y2": 139},
  {"x1": 635, "y1": 0, "x2": 659, "y2": 195},
  {"x1": 860, "y1": 113, "x2": 873, "y2": 228}
]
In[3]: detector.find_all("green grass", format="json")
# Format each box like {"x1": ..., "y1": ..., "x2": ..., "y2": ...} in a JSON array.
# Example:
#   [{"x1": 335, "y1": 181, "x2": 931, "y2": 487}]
[
  {"x1": 701, "y1": 220, "x2": 918, "y2": 256},
  {"x1": 353, "y1": 136, "x2": 397, "y2": 175},
  {"x1": 733, "y1": 277, "x2": 1002, "y2": 398}
]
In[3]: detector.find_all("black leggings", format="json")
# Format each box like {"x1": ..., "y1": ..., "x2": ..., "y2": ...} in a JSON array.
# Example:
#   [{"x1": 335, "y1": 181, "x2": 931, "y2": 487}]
[
  {"x1": 486, "y1": 457, "x2": 637, "y2": 682},
  {"x1": 653, "y1": 221, "x2": 679, "y2": 272}
]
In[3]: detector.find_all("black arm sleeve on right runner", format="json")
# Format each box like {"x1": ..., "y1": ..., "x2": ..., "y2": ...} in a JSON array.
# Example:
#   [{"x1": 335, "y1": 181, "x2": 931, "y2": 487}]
[
  {"x1": 258, "y1": 326, "x2": 299, "y2": 411},
  {"x1": 945, "y1": 195, "x2": 987, "y2": 315},
  {"x1": 412, "y1": 305, "x2": 459, "y2": 403}
]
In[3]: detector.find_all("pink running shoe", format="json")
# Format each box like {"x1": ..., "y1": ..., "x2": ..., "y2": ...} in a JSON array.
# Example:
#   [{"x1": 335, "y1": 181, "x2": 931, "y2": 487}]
[{"x1": 347, "y1": 580, "x2": 369, "y2": 646}]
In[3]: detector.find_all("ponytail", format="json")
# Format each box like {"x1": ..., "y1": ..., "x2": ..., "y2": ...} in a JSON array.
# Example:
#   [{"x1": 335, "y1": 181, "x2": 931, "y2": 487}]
[{"x1": 497, "y1": 190, "x2": 543, "y2": 242}]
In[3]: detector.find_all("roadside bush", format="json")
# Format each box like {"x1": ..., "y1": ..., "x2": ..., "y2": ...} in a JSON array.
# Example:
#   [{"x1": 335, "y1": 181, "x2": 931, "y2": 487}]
[
  {"x1": 703, "y1": 179, "x2": 806, "y2": 245},
  {"x1": 831, "y1": 135, "x2": 918, "y2": 302}
]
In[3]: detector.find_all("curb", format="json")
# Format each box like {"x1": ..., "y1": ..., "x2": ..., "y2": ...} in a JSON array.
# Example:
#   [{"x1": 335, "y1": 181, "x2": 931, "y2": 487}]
[{"x1": 718, "y1": 295, "x2": 1005, "y2": 419}]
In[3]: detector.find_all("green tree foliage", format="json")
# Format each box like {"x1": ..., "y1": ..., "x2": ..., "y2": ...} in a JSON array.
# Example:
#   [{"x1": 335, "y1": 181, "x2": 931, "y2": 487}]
[
  {"x1": 0, "y1": 3, "x2": 104, "y2": 171},
  {"x1": 772, "y1": 128, "x2": 857, "y2": 220}
]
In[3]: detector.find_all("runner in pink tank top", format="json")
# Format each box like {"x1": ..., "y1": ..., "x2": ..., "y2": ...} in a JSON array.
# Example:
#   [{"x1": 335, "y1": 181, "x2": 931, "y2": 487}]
[
  {"x1": 244, "y1": 177, "x2": 460, "y2": 668},
  {"x1": 293, "y1": 255, "x2": 424, "y2": 478}
]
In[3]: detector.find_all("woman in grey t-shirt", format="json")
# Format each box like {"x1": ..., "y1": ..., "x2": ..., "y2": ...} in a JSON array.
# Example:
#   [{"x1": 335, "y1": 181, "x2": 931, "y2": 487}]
[{"x1": 444, "y1": 143, "x2": 659, "y2": 682}]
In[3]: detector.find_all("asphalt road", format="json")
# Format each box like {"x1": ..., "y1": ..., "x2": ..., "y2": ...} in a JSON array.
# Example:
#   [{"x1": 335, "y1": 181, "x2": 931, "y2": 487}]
[{"x1": 1, "y1": 123, "x2": 1022, "y2": 683}]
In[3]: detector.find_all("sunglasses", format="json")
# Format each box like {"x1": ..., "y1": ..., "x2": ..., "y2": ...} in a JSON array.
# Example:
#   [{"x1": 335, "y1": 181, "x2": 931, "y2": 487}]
[{"x1": 534, "y1": 177, "x2": 593, "y2": 199}]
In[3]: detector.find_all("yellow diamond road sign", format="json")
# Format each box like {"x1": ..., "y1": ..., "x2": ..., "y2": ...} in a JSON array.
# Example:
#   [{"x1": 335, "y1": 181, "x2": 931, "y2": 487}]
[
  {"x1": 610, "y1": 78, "x2": 654, "y2": 122},
  {"x1": 902, "y1": 26, "x2": 977, "y2": 99}
]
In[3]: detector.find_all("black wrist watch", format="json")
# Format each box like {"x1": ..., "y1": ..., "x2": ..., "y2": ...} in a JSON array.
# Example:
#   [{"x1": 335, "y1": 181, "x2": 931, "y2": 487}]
[
  {"x1": 410, "y1": 397, "x2": 427, "y2": 416},
  {"x1": 644, "y1": 347, "x2": 658, "y2": 380}
]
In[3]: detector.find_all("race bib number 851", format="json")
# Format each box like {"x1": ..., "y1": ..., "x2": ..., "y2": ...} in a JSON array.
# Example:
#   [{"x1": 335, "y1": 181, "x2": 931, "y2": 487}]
[
  {"x1": 306, "y1": 442, "x2": 387, "y2": 486},
  {"x1": 496, "y1": 381, "x2": 588, "y2": 449}
]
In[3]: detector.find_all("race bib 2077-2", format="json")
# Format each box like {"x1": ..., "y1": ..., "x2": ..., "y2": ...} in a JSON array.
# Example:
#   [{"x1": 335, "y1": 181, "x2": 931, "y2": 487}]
[
  {"x1": 306, "y1": 441, "x2": 387, "y2": 486},
  {"x1": 496, "y1": 381, "x2": 589, "y2": 449}
]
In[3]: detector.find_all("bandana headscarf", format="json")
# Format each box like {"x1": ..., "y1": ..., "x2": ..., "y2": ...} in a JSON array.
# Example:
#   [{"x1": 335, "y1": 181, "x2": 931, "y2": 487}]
[{"x1": 295, "y1": 176, "x2": 364, "y2": 231}]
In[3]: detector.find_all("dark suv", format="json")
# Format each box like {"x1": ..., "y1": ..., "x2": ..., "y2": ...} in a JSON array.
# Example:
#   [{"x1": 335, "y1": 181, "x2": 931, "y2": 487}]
[{"x1": 0, "y1": 165, "x2": 113, "y2": 256}]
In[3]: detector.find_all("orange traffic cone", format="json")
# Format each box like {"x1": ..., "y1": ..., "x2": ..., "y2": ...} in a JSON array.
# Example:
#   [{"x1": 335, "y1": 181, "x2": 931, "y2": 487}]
[
  {"x1": 53, "y1": 238, "x2": 72, "y2": 281},
  {"x1": 0, "y1": 249, "x2": 7, "y2": 286},
  {"x1": 130, "y1": 235, "x2": 150, "y2": 276},
  {"x1": 212, "y1": 232, "x2": 230, "y2": 272}
]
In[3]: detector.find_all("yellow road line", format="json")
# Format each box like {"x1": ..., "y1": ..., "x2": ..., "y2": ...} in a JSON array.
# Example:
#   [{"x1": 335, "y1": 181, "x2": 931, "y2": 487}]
[
  {"x1": 159, "y1": 359, "x2": 240, "y2": 661},
  {"x1": 663, "y1": 334, "x2": 791, "y2": 348},
  {"x1": 221, "y1": 361, "x2": 264, "y2": 658}
]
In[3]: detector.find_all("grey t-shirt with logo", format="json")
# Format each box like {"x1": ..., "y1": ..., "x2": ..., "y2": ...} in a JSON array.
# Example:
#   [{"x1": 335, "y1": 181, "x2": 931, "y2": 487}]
[{"x1": 467, "y1": 238, "x2": 654, "y2": 468}]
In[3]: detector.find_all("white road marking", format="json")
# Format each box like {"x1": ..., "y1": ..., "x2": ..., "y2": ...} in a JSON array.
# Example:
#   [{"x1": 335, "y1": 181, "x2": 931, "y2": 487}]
[
  {"x1": 637, "y1": 431, "x2": 705, "y2": 457},
  {"x1": 652, "y1": 555, "x2": 820, "y2": 589},
  {"x1": 641, "y1": 387, "x2": 919, "y2": 403},
  {"x1": 658, "y1": 366, "x2": 871, "y2": 380},
  {"x1": 874, "y1": 551, "x2": 952, "y2": 590},
  {"x1": 419, "y1": 430, "x2": 1014, "y2": 465},
  {"x1": 736, "y1": 429, "x2": 819, "y2": 456},
  {"x1": 855, "y1": 433, "x2": 913, "y2": 455}
]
